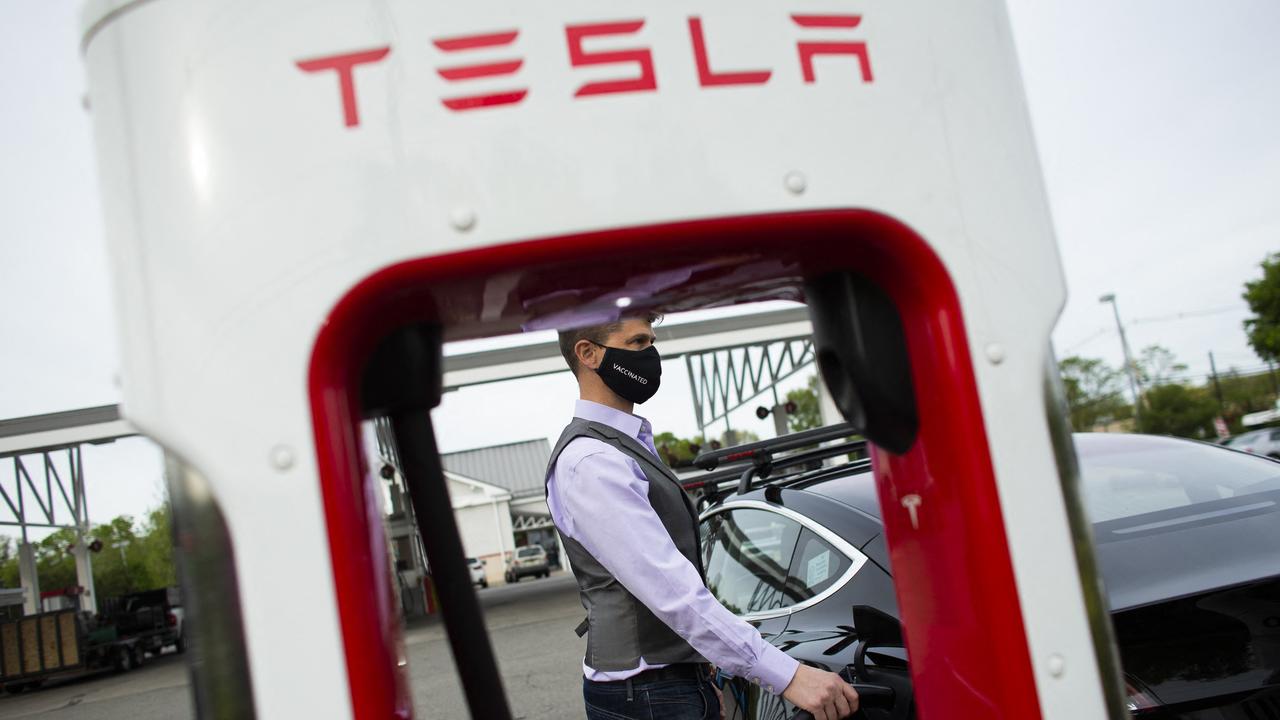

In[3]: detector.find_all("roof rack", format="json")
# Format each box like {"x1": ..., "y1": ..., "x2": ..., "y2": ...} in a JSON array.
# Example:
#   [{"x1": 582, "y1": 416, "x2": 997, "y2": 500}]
[
  {"x1": 683, "y1": 423, "x2": 868, "y2": 499},
  {"x1": 692, "y1": 422, "x2": 859, "y2": 471},
  {"x1": 771, "y1": 456, "x2": 873, "y2": 489}
]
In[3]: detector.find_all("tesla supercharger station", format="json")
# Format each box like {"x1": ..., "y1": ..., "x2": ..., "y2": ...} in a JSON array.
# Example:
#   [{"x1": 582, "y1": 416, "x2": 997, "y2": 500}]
[{"x1": 81, "y1": 1, "x2": 1129, "y2": 718}]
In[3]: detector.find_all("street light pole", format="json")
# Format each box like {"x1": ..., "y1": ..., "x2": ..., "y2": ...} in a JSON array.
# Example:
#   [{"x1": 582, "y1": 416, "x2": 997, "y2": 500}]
[{"x1": 1100, "y1": 293, "x2": 1142, "y2": 431}]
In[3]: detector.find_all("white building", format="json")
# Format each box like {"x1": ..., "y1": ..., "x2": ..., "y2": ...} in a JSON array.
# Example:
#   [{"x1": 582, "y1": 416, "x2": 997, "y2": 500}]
[
  {"x1": 444, "y1": 471, "x2": 514, "y2": 586},
  {"x1": 441, "y1": 439, "x2": 563, "y2": 569}
]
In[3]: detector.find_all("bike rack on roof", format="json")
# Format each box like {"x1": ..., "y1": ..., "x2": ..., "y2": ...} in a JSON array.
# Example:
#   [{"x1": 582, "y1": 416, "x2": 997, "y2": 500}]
[
  {"x1": 684, "y1": 423, "x2": 870, "y2": 500},
  {"x1": 693, "y1": 422, "x2": 860, "y2": 471}
]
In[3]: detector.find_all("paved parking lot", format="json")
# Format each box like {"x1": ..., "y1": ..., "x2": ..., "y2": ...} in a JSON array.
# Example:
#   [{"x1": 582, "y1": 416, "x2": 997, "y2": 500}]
[
  {"x1": 410, "y1": 572, "x2": 586, "y2": 719},
  {"x1": 0, "y1": 572, "x2": 585, "y2": 720}
]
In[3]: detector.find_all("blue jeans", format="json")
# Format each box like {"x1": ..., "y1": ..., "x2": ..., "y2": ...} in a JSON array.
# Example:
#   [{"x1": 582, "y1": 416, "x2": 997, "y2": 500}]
[{"x1": 583, "y1": 673, "x2": 721, "y2": 720}]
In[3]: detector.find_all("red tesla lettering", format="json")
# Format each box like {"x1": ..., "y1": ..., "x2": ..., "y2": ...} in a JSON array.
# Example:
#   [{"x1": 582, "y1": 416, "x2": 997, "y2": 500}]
[
  {"x1": 295, "y1": 47, "x2": 391, "y2": 128},
  {"x1": 565, "y1": 21, "x2": 656, "y2": 97},
  {"x1": 437, "y1": 60, "x2": 523, "y2": 81},
  {"x1": 791, "y1": 14, "x2": 873, "y2": 83},
  {"x1": 688, "y1": 17, "x2": 771, "y2": 87},
  {"x1": 434, "y1": 30, "x2": 518, "y2": 52},
  {"x1": 433, "y1": 30, "x2": 528, "y2": 111}
]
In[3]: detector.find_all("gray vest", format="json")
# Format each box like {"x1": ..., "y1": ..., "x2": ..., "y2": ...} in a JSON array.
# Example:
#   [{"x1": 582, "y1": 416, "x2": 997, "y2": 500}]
[{"x1": 546, "y1": 418, "x2": 706, "y2": 671}]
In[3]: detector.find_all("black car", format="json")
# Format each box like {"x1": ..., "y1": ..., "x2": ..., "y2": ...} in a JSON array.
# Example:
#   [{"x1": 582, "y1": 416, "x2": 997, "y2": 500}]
[{"x1": 688, "y1": 429, "x2": 1280, "y2": 720}]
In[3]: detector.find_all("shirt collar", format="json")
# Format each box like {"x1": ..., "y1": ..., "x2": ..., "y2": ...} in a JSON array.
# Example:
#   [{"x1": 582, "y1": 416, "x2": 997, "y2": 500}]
[{"x1": 574, "y1": 399, "x2": 648, "y2": 441}]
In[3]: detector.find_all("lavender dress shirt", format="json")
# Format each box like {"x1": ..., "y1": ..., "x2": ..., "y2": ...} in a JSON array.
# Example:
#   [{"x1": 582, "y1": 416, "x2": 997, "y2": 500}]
[{"x1": 546, "y1": 399, "x2": 800, "y2": 694}]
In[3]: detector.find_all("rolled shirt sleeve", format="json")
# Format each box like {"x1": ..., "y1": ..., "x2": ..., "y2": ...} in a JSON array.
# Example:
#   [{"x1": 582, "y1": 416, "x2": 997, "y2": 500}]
[{"x1": 554, "y1": 446, "x2": 800, "y2": 694}]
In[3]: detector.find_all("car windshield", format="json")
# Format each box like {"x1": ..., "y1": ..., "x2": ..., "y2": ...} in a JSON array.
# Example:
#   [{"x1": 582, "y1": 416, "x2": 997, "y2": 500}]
[
  {"x1": 517, "y1": 548, "x2": 542, "y2": 558},
  {"x1": 1076, "y1": 435, "x2": 1280, "y2": 523}
]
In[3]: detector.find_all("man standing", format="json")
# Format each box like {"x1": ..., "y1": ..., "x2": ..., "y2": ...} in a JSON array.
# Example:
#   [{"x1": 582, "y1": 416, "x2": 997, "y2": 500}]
[{"x1": 547, "y1": 312, "x2": 860, "y2": 720}]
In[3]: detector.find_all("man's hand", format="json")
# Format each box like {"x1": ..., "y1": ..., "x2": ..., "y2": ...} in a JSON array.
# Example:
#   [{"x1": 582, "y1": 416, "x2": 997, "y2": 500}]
[
  {"x1": 782, "y1": 664, "x2": 860, "y2": 720},
  {"x1": 708, "y1": 667, "x2": 727, "y2": 720}
]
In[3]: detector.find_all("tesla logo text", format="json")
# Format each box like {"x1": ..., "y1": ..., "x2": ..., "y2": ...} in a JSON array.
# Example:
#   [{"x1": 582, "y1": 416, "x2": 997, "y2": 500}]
[
  {"x1": 434, "y1": 30, "x2": 527, "y2": 110},
  {"x1": 295, "y1": 47, "x2": 391, "y2": 128},
  {"x1": 296, "y1": 14, "x2": 874, "y2": 128}
]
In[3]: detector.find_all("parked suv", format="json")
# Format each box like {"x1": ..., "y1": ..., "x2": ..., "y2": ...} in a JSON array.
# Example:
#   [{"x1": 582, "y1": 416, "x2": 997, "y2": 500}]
[
  {"x1": 1224, "y1": 427, "x2": 1280, "y2": 458},
  {"x1": 504, "y1": 546, "x2": 550, "y2": 583}
]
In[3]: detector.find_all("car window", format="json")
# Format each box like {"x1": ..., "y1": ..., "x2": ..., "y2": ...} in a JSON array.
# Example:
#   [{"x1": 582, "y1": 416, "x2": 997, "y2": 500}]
[
  {"x1": 1270, "y1": 430, "x2": 1280, "y2": 442},
  {"x1": 517, "y1": 547, "x2": 542, "y2": 558},
  {"x1": 701, "y1": 508, "x2": 803, "y2": 615},
  {"x1": 1077, "y1": 436, "x2": 1280, "y2": 523},
  {"x1": 785, "y1": 529, "x2": 854, "y2": 602}
]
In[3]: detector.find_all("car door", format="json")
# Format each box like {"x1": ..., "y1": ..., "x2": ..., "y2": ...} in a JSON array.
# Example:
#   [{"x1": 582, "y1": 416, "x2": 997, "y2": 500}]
[
  {"x1": 703, "y1": 502, "x2": 915, "y2": 720},
  {"x1": 781, "y1": 529, "x2": 914, "y2": 720},
  {"x1": 702, "y1": 506, "x2": 806, "y2": 719}
]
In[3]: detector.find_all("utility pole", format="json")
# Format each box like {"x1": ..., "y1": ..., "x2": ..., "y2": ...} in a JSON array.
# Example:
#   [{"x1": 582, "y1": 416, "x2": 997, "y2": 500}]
[
  {"x1": 1208, "y1": 351, "x2": 1225, "y2": 414},
  {"x1": 1099, "y1": 293, "x2": 1142, "y2": 432}
]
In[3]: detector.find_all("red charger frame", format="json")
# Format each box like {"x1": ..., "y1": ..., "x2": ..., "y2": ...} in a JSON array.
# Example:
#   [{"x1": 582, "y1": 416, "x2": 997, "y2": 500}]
[{"x1": 309, "y1": 210, "x2": 1044, "y2": 719}]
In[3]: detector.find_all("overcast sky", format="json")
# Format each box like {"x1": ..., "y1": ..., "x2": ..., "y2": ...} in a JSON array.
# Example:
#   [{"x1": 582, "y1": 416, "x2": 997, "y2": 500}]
[{"x1": 2, "y1": 0, "x2": 1278, "y2": 537}]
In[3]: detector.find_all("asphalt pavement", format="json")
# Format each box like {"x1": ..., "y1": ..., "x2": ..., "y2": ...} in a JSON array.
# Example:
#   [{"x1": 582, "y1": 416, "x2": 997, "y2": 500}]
[
  {"x1": 0, "y1": 652, "x2": 192, "y2": 720},
  {"x1": 408, "y1": 572, "x2": 587, "y2": 719},
  {"x1": 0, "y1": 572, "x2": 585, "y2": 720}
]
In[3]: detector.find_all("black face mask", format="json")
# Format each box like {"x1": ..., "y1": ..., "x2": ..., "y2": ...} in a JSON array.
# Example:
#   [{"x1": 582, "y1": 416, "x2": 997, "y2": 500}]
[{"x1": 592, "y1": 343, "x2": 662, "y2": 404}]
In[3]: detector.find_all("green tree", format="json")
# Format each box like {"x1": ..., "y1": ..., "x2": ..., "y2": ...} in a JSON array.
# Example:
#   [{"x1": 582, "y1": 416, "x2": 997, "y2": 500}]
[
  {"x1": 785, "y1": 376, "x2": 823, "y2": 432},
  {"x1": 1141, "y1": 383, "x2": 1219, "y2": 438},
  {"x1": 88, "y1": 516, "x2": 138, "y2": 598},
  {"x1": 0, "y1": 537, "x2": 18, "y2": 589},
  {"x1": 1243, "y1": 253, "x2": 1280, "y2": 362},
  {"x1": 654, "y1": 432, "x2": 707, "y2": 468},
  {"x1": 1136, "y1": 345, "x2": 1187, "y2": 386},
  {"x1": 1058, "y1": 356, "x2": 1130, "y2": 430},
  {"x1": 1124, "y1": 345, "x2": 1219, "y2": 438},
  {"x1": 135, "y1": 507, "x2": 176, "y2": 589},
  {"x1": 654, "y1": 427, "x2": 764, "y2": 467},
  {"x1": 1217, "y1": 367, "x2": 1278, "y2": 432},
  {"x1": 0, "y1": 504, "x2": 177, "y2": 600},
  {"x1": 34, "y1": 528, "x2": 78, "y2": 592}
]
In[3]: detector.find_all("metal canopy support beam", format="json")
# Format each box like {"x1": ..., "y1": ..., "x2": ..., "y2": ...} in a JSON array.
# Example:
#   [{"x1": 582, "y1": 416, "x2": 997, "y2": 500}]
[
  {"x1": 0, "y1": 309, "x2": 813, "y2": 455},
  {"x1": 2, "y1": 450, "x2": 89, "y2": 531},
  {"x1": 0, "y1": 404, "x2": 136, "y2": 458},
  {"x1": 3, "y1": 447, "x2": 97, "y2": 614},
  {"x1": 0, "y1": 407, "x2": 132, "y2": 616},
  {"x1": 685, "y1": 337, "x2": 816, "y2": 435},
  {"x1": 0, "y1": 309, "x2": 814, "y2": 618},
  {"x1": 511, "y1": 515, "x2": 554, "y2": 531},
  {"x1": 17, "y1": 543, "x2": 39, "y2": 615},
  {"x1": 442, "y1": 306, "x2": 812, "y2": 390}
]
